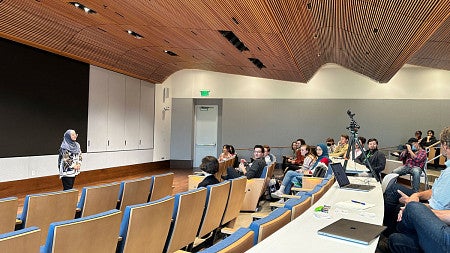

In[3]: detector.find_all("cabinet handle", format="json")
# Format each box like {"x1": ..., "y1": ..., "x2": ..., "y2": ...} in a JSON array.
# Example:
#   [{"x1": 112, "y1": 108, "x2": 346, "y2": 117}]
[
  {"x1": 125, "y1": 140, "x2": 127, "y2": 146},
  {"x1": 108, "y1": 140, "x2": 110, "y2": 146},
  {"x1": 88, "y1": 140, "x2": 90, "y2": 146},
  {"x1": 139, "y1": 140, "x2": 142, "y2": 145}
]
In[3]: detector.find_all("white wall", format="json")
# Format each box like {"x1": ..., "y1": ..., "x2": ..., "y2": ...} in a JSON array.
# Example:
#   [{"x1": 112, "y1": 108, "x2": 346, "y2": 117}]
[
  {"x1": 0, "y1": 66, "x2": 172, "y2": 183},
  {"x1": 168, "y1": 64, "x2": 450, "y2": 99},
  {"x1": 153, "y1": 84, "x2": 172, "y2": 161}
]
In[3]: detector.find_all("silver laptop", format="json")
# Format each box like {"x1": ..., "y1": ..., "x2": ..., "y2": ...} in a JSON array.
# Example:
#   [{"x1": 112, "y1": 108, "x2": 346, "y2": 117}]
[
  {"x1": 318, "y1": 218, "x2": 386, "y2": 245},
  {"x1": 330, "y1": 163, "x2": 375, "y2": 191}
]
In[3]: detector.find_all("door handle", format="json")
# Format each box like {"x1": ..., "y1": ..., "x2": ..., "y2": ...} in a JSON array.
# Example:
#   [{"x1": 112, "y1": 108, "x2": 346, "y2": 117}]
[{"x1": 196, "y1": 143, "x2": 216, "y2": 146}]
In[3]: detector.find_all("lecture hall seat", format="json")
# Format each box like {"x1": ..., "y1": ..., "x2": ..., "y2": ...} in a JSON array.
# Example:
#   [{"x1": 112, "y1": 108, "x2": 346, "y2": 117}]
[
  {"x1": 17, "y1": 189, "x2": 78, "y2": 245},
  {"x1": 249, "y1": 207, "x2": 291, "y2": 244},
  {"x1": 220, "y1": 177, "x2": 247, "y2": 228},
  {"x1": 197, "y1": 227, "x2": 255, "y2": 253},
  {"x1": 193, "y1": 181, "x2": 231, "y2": 250},
  {"x1": 77, "y1": 182, "x2": 121, "y2": 217},
  {"x1": 149, "y1": 173, "x2": 174, "y2": 201},
  {"x1": 164, "y1": 188, "x2": 207, "y2": 253},
  {"x1": 0, "y1": 197, "x2": 18, "y2": 234},
  {"x1": 117, "y1": 176, "x2": 152, "y2": 211},
  {"x1": 40, "y1": 209, "x2": 122, "y2": 253},
  {"x1": 241, "y1": 163, "x2": 275, "y2": 212},
  {"x1": 117, "y1": 196, "x2": 175, "y2": 253},
  {"x1": 0, "y1": 226, "x2": 41, "y2": 253}
]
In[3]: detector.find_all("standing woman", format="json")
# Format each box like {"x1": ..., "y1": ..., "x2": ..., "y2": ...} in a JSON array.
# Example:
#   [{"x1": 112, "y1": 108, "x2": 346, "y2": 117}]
[{"x1": 59, "y1": 129, "x2": 82, "y2": 190}]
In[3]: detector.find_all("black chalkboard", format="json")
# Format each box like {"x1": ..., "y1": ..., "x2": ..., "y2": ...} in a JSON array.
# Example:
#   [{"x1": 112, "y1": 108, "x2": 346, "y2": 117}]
[{"x1": 0, "y1": 37, "x2": 88, "y2": 157}]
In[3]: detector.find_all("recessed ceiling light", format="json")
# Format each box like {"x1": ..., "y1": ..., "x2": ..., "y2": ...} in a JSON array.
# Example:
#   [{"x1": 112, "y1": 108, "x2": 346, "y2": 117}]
[
  {"x1": 164, "y1": 50, "x2": 178, "y2": 56},
  {"x1": 69, "y1": 2, "x2": 96, "y2": 14},
  {"x1": 126, "y1": 30, "x2": 143, "y2": 39}
]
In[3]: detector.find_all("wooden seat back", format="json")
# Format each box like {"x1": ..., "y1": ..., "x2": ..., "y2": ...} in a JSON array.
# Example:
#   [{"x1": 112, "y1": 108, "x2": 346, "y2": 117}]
[
  {"x1": 0, "y1": 197, "x2": 18, "y2": 234},
  {"x1": 164, "y1": 188, "x2": 207, "y2": 253},
  {"x1": 118, "y1": 176, "x2": 152, "y2": 211},
  {"x1": 197, "y1": 181, "x2": 231, "y2": 237},
  {"x1": 118, "y1": 196, "x2": 175, "y2": 253},
  {"x1": 0, "y1": 227, "x2": 41, "y2": 253},
  {"x1": 20, "y1": 189, "x2": 78, "y2": 244},
  {"x1": 221, "y1": 177, "x2": 247, "y2": 226},
  {"x1": 41, "y1": 209, "x2": 122, "y2": 253},
  {"x1": 78, "y1": 183, "x2": 121, "y2": 217},
  {"x1": 149, "y1": 173, "x2": 174, "y2": 201},
  {"x1": 198, "y1": 227, "x2": 254, "y2": 253},
  {"x1": 249, "y1": 207, "x2": 291, "y2": 244}
]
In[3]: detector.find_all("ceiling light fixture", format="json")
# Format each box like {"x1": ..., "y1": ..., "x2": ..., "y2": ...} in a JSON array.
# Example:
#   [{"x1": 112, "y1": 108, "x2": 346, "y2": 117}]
[
  {"x1": 126, "y1": 30, "x2": 144, "y2": 39},
  {"x1": 248, "y1": 58, "x2": 266, "y2": 69},
  {"x1": 68, "y1": 2, "x2": 96, "y2": 14},
  {"x1": 219, "y1": 30, "x2": 249, "y2": 52},
  {"x1": 164, "y1": 50, "x2": 178, "y2": 56}
]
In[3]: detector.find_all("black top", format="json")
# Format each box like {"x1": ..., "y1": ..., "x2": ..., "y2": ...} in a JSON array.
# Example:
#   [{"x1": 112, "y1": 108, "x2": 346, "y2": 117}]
[
  {"x1": 197, "y1": 175, "x2": 220, "y2": 188},
  {"x1": 355, "y1": 149, "x2": 386, "y2": 175},
  {"x1": 246, "y1": 157, "x2": 267, "y2": 179}
]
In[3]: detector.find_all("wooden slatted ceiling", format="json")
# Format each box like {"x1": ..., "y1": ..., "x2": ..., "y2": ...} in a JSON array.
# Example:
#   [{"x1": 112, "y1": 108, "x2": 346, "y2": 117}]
[{"x1": 0, "y1": 0, "x2": 449, "y2": 84}]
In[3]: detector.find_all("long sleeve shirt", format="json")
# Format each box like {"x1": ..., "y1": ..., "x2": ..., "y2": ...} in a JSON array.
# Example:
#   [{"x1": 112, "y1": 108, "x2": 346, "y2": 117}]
[{"x1": 405, "y1": 149, "x2": 427, "y2": 169}]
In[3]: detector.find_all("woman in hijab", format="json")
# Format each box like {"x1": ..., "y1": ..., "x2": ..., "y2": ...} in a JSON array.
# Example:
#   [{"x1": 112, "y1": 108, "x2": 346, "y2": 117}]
[
  {"x1": 271, "y1": 143, "x2": 329, "y2": 197},
  {"x1": 59, "y1": 129, "x2": 82, "y2": 190}
]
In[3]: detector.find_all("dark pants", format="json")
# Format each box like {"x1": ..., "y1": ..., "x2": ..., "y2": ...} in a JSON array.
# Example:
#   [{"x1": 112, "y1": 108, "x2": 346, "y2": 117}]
[
  {"x1": 225, "y1": 167, "x2": 244, "y2": 180},
  {"x1": 383, "y1": 183, "x2": 415, "y2": 236},
  {"x1": 61, "y1": 177, "x2": 76, "y2": 190}
]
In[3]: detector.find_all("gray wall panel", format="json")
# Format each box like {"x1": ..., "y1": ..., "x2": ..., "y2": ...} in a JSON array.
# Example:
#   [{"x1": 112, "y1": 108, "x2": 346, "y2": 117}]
[
  {"x1": 170, "y1": 98, "x2": 194, "y2": 160},
  {"x1": 174, "y1": 98, "x2": 450, "y2": 162}
]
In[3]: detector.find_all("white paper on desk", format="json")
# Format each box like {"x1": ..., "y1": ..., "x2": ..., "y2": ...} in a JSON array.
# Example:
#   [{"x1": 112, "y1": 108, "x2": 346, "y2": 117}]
[{"x1": 335, "y1": 200, "x2": 375, "y2": 210}]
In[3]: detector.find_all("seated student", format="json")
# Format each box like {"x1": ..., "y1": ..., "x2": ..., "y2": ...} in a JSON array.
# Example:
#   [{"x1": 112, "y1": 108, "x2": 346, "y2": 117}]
[
  {"x1": 218, "y1": 144, "x2": 234, "y2": 162},
  {"x1": 389, "y1": 202, "x2": 450, "y2": 253},
  {"x1": 329, "y1": 134, "x2": 349, "y2": 158},
  {"x1": 197, "y1": 156, "x2": 220, "y2": 188},
  {"x1": 346, "y1": 136, "x2": 366, "y2": 160},
  {"x1": 355, "y1": 138, "x2": 386, "y2": 178},
  {"x1": 271, "y1": 144, "x2": 327, "y2": 197},
  {"x1": 263, "y1": 145, "x2": 277, "y2": 165},
  {"x1": 285, "y1": 139, "x2": 306, "y2": 172},
  {"x1": 224, "y1": 145, "x2": 266, "y2": 180},
  {"x1": 393, "y1": 138, "x2": 427, "y2": 192},
  {"x1": 419, "y1": 129, "x2": 438, "y2": 148},
  {"x1": 326, "y1": 137, "x2": 336, "y2": 154},
  {"x1": 383, "y1": 126, "x2": 450, "y2": 242}
]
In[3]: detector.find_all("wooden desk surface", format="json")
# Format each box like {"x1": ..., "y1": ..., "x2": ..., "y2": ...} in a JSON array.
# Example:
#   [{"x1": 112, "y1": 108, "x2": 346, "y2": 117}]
[{"x1": 246, "y1": 177, "x2": 383, "y2": 253}]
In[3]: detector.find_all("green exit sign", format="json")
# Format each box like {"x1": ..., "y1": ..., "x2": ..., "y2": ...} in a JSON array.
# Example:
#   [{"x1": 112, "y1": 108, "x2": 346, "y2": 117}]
[{"x1": 200, "y1": 90, "x2": 210, "y2": 97}]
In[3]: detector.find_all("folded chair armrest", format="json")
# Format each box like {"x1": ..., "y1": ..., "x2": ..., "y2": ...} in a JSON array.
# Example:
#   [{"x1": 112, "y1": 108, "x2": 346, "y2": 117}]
[
  {"x1": 269, "y1": 202, "x2": 285, "y2": 208},
  {"x1": 280, "y1": 194, "x2": 301, "y2": 199},
  {"x1": 291, "y1": 187, "x2": 313, "y2": 192}
]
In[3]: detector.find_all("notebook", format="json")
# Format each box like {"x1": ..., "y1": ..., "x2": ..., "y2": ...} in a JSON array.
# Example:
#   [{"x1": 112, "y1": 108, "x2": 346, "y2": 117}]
[
  {"x1": 318, "y1": 218, "x2": 386, "y2": 245},
  {"x1": 330, "y1": 163, "x2": 375, "y2": 191}
]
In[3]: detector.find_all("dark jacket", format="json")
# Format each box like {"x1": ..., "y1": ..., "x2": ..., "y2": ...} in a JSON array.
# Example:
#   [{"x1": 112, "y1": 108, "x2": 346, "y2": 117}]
[
  {"x1": 246, "y1": 157, "x2": 266, "y2": 179},
  {"x1": 197, "y1": 175, "x2": 220, "y2": 188},
  {"x1": 355, "y1": 149, "x2": 386, "y2": 175}
]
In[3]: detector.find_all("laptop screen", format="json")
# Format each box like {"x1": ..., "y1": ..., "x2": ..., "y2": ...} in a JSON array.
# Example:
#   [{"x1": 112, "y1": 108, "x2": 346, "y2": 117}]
[{"x1": 330, "y1": 163, "x2": 350, "y2": 187}]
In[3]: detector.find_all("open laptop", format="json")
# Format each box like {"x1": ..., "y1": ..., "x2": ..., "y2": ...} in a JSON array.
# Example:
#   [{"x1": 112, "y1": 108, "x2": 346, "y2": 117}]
[
  {"x1": 330, "y1": 163, "x2": 375, "y2": 191},
  {"x1": 318, "y1": 218, "x2": 386, "y2": 245}
]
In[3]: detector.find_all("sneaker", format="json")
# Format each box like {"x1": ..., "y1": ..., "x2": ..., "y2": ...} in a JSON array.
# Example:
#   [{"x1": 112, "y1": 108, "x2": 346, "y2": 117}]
[
  {"x1": 271, "y1": 190, "x2": 283, "y2": 199},
  {"x1": 390, "y1": 152, "x2": 400, "y2": 157}
]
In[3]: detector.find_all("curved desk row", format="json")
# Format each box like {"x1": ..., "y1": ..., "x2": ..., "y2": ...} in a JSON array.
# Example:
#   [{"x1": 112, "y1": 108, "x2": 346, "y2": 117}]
[{"x1": 247, "y1": 177, "x2": 383, "y2": 253}]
